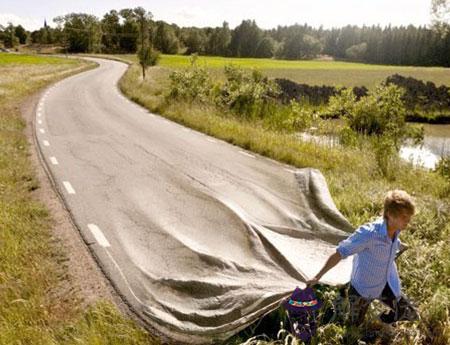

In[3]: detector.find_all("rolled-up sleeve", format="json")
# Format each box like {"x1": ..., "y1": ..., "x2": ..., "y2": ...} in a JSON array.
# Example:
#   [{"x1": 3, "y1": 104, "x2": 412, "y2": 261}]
[{"x1": 337, "y1": 224, "x2": 372, "y2": 259}]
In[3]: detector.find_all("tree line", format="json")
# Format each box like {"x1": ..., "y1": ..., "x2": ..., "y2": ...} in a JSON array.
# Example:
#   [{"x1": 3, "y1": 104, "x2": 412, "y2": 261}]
[{"x1": 1, "y1": 7, "x2": 449, "y2": 67}]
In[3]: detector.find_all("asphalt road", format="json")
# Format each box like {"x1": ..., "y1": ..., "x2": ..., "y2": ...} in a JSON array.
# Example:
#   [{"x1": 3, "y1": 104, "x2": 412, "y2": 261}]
[{"x1": 35, "y1": 58, "x2": 353, "y2": 343}]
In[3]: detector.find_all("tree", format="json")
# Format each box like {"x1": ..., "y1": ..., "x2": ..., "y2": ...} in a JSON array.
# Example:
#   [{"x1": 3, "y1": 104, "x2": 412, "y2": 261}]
[
  {"x1": 3, "y1": 23, "x2": 19, "y2": 48},
  {"x1": 205, "y1": 21, "x2": 231, "y2": 56},
  {"x1": 182, "y1": 28, "x2": 208, "y2": 54},
  {"x1": 345, "y1": 42, "x2": 367, "y2": 61},
  {"x1": 119, "y1": 9, "x2": 139, "y2": 53},
  {"x1": 54, "y1": 13, "x2": 101, "y2": 52},
  {"x1": 255, "y1": 36, "x2": 275, "y2": 58},
  {"x1": 229, "y1": 20, "x2": 263, "y2": 57},
  {"x1": 14, "y1": 25, "x2": 27, "y2": 44},
  {"x1": 101, "y1": 10, "x2": 121, "y2": 53},
  {"x1": 279, "y1": 31, "x2": 321, "y2": 59},
  {"x1": 431, "y1": 0, "x2": 450, "y2": 36},
  {"x1": 138, "y1": 46, "x2": 159, "y2": 79},
  {"x1": 217, "y1": 22, "x2": 231, "y2": 56},
  {"x1": 154, "y1": 21, "x2": 179, "y2": 54},
  {"x1": 133, "y1": 7, "x2": 158, "y2": 79},
  {"x1": 0, "y1": 24, "x2": 5, "y2": 46}
]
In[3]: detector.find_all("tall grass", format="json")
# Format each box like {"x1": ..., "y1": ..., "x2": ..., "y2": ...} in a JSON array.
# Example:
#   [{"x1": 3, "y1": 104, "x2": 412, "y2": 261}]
[
  {"x1": 0, "y1": 54, "x2": 154, "y2": 345},
  {"x1": 119, "y1": 61, "x2": 450, "y2": 344}
]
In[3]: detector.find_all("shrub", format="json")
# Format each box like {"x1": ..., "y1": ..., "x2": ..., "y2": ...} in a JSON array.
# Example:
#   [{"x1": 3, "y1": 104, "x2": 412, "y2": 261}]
[
  {"x1": 137, "y1": 46, "x2": 159, "y2": 79},
  {"x1": 289, "y1": 100, "x2": 318, "y2": 131},
  {"x1": 261, "y1": 101, "x2": 318, "y2": 132},
  {"x1": 168, "y1": 57, "x2": 213, "y2": 103},
  {"x1": 435, "y1": 157, "x2": 450, "y2": 179},
  {"x1": 324, "y1": 84, "x2": 425, "y2": 177},
  {"x1": 218, "y1": 65, "x2": 280, "y2": 118}
]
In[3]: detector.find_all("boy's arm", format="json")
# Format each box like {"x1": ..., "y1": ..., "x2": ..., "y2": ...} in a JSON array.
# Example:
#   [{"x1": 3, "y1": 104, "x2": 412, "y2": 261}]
[
  {"x1": 306, "y1": 224, "x2": 372, "y2": 287},
  {"x1": 306, "y1": 250, "x2": 342, "y2": 286}
]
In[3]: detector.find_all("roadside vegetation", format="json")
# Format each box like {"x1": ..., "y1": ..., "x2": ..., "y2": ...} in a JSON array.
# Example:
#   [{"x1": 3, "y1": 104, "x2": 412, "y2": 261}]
[
  {"x1": 118, "y1": 56, "x2": 450, "y2": 345},
  {"x1": 0, "y1": 53, "x2": 154, "y2": 345},
  {"x1": 107, "y1": 53, "x2": 450, "y2": 123}
]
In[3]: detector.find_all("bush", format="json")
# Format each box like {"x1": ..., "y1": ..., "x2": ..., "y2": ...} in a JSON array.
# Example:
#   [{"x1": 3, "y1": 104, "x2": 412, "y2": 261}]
[
  {"x1": 217, "y1": 65, "x2": 280, "y2": 118},
  {"x1": 290, "y1": 100, "x2": 318, "y2": 131},
  {"x1": 262, "y1": 100, "x2": 318, "y2": 132},
  {"x1": 137, "y1": 46, "x2": 159, "y2": 79},
  {"x1": 324, "y1": 84, "x2": 425, "y2": 177},
  {"x1": 168, "y1": 56, "x2": 213, "y2": 103},
  {"x1": 435, "y1": 157, "x2": 450, "y2": 179}
]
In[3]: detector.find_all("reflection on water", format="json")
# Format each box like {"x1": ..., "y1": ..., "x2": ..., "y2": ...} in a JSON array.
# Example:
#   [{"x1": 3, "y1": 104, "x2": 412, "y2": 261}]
[
  {"x1": 298, "y1": 123, "x2": 450, "y2": 170},
  {"x1": 399, "y1": 146, "x2": 440, "y2": 169},
  {"x1": 400, "y1": 124, "x2": 450, "y2": 169}
]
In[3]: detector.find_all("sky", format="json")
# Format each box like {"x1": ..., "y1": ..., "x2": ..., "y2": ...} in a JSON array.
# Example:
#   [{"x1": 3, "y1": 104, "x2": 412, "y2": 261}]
[{"x1": 0, "y1": 0, "x2": 432, "y2": 31}]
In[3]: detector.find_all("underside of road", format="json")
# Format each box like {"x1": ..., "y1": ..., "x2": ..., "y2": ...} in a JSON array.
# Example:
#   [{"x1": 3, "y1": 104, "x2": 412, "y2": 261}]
[{"x1": 29, "y1": 58, "x2": 354, "y2": 344}]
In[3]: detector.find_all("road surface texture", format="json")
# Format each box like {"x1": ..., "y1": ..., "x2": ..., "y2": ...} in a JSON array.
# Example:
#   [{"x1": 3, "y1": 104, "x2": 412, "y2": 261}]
[{"x1": 34, "y1": 58, "x2": 353, "y2": 344}]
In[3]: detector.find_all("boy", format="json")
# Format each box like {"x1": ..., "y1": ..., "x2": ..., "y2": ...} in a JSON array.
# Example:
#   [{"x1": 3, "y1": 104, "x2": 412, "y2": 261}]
[{"x1": 307, "y1": 190, "x2": 419, "y2": 326}]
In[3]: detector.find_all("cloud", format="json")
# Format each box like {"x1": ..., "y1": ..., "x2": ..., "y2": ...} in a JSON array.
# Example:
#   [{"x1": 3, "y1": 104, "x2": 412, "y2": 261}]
[
  {"x1": 157, "y1": 6, "x2": 213, "y2": 27},
  {"x1": 0, "y1": 13, "x2": 43, "y2": 31},
  {"x1": 176, "y1": 8, "x2": 197, "y2": 21}
]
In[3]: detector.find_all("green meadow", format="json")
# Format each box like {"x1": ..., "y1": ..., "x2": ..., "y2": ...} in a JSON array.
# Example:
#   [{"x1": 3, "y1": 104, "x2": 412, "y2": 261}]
[
  {"x1": 109, "y1": 53, "x2": 450, "y2": 88},
  {"x1": 0, "y1": 53, "x2": 77, "y2": 65}
]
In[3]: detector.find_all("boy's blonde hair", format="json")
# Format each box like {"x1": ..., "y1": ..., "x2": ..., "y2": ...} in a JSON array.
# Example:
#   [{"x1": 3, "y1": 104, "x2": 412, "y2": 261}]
[{"x1": 383, "y1": 190, "x2": 415, "y2": 218}]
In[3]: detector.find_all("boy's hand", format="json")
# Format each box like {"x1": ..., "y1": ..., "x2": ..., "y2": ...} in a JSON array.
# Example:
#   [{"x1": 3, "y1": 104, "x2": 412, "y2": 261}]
[{"x1": 306, "y1": 277, "x2": 320, "y2": 287}]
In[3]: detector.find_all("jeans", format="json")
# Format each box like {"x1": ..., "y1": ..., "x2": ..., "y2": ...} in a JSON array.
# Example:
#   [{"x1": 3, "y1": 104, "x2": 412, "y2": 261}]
[{"x1": 347, "y1": 283, "x2": 419, "y2": 326}]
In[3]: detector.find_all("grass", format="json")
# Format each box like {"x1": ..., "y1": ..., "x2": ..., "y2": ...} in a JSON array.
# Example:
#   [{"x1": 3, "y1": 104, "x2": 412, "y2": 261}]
[
  {"x1": 119, "y1": 61, "x2": 450, "y2": 344},
  {"x1": 107, "y1": 53, "x2": 450, "y2": 88},
  {"x1": 0, "y1": 53, "x2": 154, "y2": 345},
  {"x1": 0, "y1": 52, "x2": 77, "y2": 65}
]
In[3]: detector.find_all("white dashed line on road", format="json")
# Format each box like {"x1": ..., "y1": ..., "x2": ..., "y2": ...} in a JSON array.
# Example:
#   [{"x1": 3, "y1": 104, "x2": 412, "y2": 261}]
[
  {"x1": 88, "y1": 224, "x2": 111, "y2": 248},
  {"x1": 39, "y1": 128, "x2": 45, "y2": 134},
  {"x1": 239, "y1": 151, "x2": 255, "y2": 158},
  {"x1": 43, "y1": 140, "x2": 50, "y2": 146},
  {"x1": 38, "y1": 120, "x2": 42, "y2": 125},
  {"x1": 50, "y1": 156, "x2": 58, "y2": 165},
  {"x1": 63, "y1": 181, "x2": 76, "y2": 194}
]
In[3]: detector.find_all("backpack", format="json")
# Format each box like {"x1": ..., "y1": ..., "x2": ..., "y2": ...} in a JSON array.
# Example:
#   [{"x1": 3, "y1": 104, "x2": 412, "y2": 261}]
[{"x1": 282, "y1": 287, "x2": 322, "y2": 343}]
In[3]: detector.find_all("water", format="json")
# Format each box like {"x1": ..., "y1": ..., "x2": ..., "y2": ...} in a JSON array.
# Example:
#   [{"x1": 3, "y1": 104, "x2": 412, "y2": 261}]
[
  {"x1": 298, "y1": 123, "x2": 450, "y2": 170},
  {"x1": 399, "y1": 124, "x2": 450, "y2": 169}
]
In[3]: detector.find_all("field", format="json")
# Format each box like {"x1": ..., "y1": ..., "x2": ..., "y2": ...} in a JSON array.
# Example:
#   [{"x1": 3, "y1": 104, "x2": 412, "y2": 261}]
[
  {"x1": 108, "y1": 53, "x2": 450, "y2": 88},
  {"x1": 0, "y1": 53, "x2": 76, "y2": 65},
  {"x1": 0, "y1": 52, "x2": 153, "y2": 345}
]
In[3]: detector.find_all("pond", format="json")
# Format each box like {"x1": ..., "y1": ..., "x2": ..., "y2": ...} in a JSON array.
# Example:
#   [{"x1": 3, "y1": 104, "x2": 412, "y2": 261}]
[
  {"x1": 400, "y1": 124, "x2": 450, "y2": 169},
  {"x1": 298, "y1": 123, "x2": 450, "y2": 170}
]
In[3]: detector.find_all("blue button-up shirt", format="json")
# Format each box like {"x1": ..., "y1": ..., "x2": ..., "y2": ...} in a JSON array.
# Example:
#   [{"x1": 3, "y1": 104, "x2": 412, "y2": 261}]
[{"x1": 336, "y1": 218, "x2": 401, "y2": 299}]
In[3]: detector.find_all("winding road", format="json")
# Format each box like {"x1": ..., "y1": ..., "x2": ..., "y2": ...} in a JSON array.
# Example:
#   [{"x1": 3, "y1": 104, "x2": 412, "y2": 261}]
[{"x1": 34, "y1": 58, "x2": 353, "y2": 343}]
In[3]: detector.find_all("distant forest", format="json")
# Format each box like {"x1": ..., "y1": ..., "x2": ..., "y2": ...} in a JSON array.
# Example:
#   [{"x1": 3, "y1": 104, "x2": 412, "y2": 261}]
[{"x1": 1, "y1": 7, "x2": 449, "y2": 67}]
